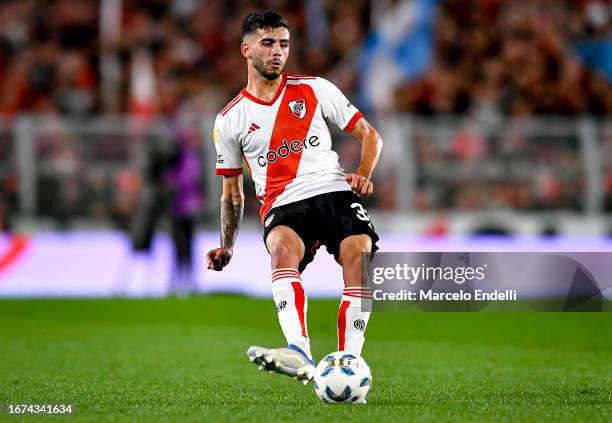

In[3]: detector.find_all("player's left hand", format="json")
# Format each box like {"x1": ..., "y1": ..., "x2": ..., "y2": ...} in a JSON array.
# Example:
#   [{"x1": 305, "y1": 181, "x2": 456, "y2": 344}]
[{"x1": 345, "y1": 173, "x2": 373, "y2": 196}]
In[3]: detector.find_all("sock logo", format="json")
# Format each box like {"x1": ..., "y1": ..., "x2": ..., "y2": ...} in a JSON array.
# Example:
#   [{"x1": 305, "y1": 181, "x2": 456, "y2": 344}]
[
  {"x1": 276, "y1": 300, "x2": 287, "y2": 312},
  {"x1": 353, "y1": 319, "x2": 365, "y2": 331}
]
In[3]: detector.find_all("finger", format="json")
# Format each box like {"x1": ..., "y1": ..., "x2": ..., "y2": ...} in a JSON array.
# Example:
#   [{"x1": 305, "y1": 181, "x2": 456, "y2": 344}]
[
  {"x1": 214, "y1": 249, "x2": 224, "y2": 261},
  {"x1": 360, "y1": 180, "x2": 371, "y2": 196},
  {"x1": 348, "y1": 174, "x2": 362, "y2": 193},
  {"x1": 357, "y1": 176, "x2": 368, "y2": 192},
  {"x1": 362, "y1": 179, "x2": 372, "y2": 194},
  {"x1": 357, "y1": 176, "x2": 370, "y2": 194},
  {"x1": 366, "y1": 181, "x2": 374, "y2": 196},
  {"x1": 206, "y1": 251, "x2": 215, "y2": 268},
  {"x1": 345, "y1": 174, "x2": 352, "y2": 184},
  {"x1": 209, "y1": 250, "x2": 222, "y2": 270},
  {"x1": 358, "y1": 184, "x2": 367, "y2": 196},
  {"x1": 207, "y1": 254, "x2": 215, "y2": 269}
]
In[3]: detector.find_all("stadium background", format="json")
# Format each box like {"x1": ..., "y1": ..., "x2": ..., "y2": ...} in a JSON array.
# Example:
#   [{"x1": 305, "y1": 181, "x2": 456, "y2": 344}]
[
  {"x1": 0, "y1": 1, "x2": 611, "y2": 421},
  {"x1": 0, "y1": 0, "x2": 611, "y2": 296}
]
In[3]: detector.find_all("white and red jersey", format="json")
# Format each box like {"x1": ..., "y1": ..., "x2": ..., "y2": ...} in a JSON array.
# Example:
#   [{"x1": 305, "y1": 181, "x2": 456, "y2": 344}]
[{"x1": 214, "y1": 73, "x2": 363, "y2": 223}]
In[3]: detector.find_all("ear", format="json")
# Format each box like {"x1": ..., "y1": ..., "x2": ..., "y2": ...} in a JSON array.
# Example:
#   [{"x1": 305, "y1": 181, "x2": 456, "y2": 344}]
[{"x1": 240, "y1": 41, "x2": 250, "y2": 59}]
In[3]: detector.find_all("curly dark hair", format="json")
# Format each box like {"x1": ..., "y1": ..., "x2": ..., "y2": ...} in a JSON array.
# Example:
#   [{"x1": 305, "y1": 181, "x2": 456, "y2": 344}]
[{"x1": 240, "y1": 11, "x2": 289, "y2": 40}]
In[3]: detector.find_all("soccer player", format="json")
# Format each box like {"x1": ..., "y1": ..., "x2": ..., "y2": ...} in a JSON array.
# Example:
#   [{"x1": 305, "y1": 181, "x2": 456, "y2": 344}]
[{"x1": 206, "y1": 11, "x2": 383, "y2": 383}]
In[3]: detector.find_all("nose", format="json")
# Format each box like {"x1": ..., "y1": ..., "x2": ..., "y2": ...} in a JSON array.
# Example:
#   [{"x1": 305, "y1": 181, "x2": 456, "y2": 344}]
[{"x1": 272, "y1": 42, "x2": 282, "y2": 57}]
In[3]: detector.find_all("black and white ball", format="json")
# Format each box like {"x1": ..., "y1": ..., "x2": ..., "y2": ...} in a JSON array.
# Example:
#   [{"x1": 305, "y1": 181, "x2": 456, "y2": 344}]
[{"x1": 313, "y1": 351, "x2": 372, "y2": 404}]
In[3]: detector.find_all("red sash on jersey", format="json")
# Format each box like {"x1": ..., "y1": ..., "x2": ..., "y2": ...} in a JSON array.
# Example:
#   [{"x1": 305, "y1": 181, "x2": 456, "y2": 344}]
[{"x1": 259, "y1": 84, "x2": 318, "y2": 223}]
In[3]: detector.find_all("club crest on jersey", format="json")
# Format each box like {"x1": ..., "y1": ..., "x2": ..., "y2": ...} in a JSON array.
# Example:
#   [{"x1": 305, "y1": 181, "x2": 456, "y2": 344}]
[{"x1": 288, "y1": 98, "x2": 307, "y2": 119}]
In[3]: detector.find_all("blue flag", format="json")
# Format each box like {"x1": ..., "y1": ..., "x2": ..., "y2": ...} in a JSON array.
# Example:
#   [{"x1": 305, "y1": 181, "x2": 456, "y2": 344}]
[{"x1": 357, "y1": 0, "x2": 440, "y2": 112}]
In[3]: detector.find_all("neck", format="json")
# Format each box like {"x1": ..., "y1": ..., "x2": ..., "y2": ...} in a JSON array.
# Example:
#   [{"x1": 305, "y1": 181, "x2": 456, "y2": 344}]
[{"x1": 245, "y1": 66, "x2": 284, "y2": 102}]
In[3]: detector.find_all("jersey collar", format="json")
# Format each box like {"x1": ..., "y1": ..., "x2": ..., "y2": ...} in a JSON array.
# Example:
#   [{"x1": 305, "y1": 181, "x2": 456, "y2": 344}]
[{"x1": 241, "y1": 73, "x2": 287, "y2": 106}]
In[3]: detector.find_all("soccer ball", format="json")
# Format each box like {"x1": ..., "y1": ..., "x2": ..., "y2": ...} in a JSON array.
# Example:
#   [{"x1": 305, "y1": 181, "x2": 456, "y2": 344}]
[{"x1": 313, "y1": 351, "x2": 372, "y2": 404}]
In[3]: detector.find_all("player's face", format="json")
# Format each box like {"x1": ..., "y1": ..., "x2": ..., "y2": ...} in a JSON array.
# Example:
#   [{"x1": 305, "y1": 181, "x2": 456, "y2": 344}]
[{"x1": 244, "y1": 27, "x2": 290, "y2": 80}]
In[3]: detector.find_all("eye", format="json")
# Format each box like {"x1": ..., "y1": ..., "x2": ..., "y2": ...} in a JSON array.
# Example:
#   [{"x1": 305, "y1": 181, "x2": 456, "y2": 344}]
[{"x1": 280, "y1": 41, "x2": 289, "y2": 48}]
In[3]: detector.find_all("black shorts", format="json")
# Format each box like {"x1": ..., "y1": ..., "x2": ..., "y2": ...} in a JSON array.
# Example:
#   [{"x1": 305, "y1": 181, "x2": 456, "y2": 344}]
[{"x1": 262, "y1": 190, "x2": 380, "y2": 273}]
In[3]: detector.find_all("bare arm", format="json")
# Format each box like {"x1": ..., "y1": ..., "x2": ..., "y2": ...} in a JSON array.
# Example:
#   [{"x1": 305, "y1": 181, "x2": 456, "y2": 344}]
[
  {"x1": 220, "y1": 174, "x2": 245, "y2": 249},
  {"x1": 207, "y1": 174, "x2": 244, "y2": 270},
  {"x1": 345, "y1": 117, "x2": 384, "y2": 196}
]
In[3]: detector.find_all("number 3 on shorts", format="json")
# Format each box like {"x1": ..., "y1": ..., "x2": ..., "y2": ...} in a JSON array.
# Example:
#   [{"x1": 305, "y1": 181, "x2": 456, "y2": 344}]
[{"x1": 351, "y1": 203, "x2": 371, "y2": 222}]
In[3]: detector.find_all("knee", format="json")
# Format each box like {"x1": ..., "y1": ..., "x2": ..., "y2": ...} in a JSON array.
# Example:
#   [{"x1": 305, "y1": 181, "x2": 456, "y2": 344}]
[
  {"x1": 339, "y1": 236, "x2": 372, "y2": 267},
  {"x1": 268, "y1": 238, "x2": 302, "y2": 268},
  {"x1": 269, "y1": 238, "x2": 293, "y2": 260}
]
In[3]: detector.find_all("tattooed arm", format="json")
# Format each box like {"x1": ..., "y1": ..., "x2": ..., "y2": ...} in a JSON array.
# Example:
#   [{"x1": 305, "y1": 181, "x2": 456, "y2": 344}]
[{"x1": 207, "y1": 174, "x2": 244, "y2": 271}]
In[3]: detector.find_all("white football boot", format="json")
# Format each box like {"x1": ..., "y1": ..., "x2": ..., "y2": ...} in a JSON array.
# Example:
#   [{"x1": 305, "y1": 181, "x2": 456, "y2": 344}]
[{"x1": 247, "y1": 344, "x2": 315, "y2": 384}]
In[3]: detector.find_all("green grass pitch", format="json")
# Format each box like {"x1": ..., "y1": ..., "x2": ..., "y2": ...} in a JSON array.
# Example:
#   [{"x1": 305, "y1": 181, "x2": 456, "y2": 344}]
[{"x1": 1, "y1": 296, "x2": 611, "y2": 422}]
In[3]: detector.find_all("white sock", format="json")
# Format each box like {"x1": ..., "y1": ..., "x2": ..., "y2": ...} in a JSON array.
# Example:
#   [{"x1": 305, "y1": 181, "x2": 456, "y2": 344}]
[
  {"x1": 337, "y1": 287, "x2": 372, "y2": 356},
  {"x1": 271, "y1": 268, "x2": 312, "y2": 360}
]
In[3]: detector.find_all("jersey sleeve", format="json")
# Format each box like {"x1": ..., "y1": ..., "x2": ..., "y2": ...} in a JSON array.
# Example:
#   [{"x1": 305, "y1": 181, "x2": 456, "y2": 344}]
[
  {"x1": 314, "y1": 77, "x2": 364, "y2": 132},
  {"x1": 213, "y1": 114, "x2": 243, "y2": 176}
]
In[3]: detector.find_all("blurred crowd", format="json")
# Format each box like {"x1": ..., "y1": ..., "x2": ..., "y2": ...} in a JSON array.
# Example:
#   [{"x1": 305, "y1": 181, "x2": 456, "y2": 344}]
[
  {"x1": 396, "y1": 0, "x2": 612, "y2": 214},
  {"x1": 0, "y1": 0, "x2": 370, "y2": 117},
  {"x1": 396, "y1": 0, "x2": 612, "y2": 118},
  {"x1": 411, "y1": 119, "x2": 587, "y2": 212},
  {"x1": 0, "y1": 0, "x2": 608, "y2": 118},
  {"x1": 0, "y1": 0, "x2": 610, "y2": 230}
]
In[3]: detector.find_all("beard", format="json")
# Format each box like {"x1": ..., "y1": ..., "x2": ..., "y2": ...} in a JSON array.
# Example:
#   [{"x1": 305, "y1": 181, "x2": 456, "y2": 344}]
[{"x1": 252, "y1": 56, "x2": 283, "y2": 80}]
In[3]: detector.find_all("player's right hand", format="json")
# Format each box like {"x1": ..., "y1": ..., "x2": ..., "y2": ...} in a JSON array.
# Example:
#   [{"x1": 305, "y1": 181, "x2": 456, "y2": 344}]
[{"x1": 206, "y1": 247, "x2": 233, "y2": 271}]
